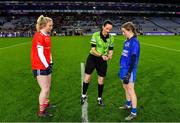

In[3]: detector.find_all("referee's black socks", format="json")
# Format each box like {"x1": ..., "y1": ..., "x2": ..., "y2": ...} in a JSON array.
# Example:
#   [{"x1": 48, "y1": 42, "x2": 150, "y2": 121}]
[
  {"x1": 98, "y1": 84, "x2": 104, "y2": 99},
  {"x1": 82, "y1": 82, "x2": 89, "y2": 96}
]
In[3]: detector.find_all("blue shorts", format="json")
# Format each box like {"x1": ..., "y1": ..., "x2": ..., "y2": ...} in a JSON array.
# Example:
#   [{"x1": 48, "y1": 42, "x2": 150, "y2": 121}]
[{"x1": 119, "y1": 68, "x2": 137, "y2": 83}]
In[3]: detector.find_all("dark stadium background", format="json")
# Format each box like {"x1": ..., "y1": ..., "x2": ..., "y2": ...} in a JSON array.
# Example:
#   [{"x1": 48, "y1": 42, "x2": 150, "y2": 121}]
[{"x1": 0, "y1": 0, "x2": 180, "y2": 37}]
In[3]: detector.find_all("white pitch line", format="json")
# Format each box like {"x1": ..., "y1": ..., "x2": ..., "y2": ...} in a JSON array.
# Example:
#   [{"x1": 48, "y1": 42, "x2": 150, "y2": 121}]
[
  {"x1": 81, "y1": 62, "x2": 89, "y2": 122},
  {"x1": 0, "y1": 42, "x2": 30, "y2": 50},
  {"x1": 141, "y1": 42, "x2": 180, "y2": 53}
]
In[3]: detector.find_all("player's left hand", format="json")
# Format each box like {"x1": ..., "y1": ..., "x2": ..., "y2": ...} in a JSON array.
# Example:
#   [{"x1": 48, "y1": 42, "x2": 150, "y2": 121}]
[
  {"x1": 50, "y1": 63, "x2": 53, "y2": 68},
  {"x1": 46, "y1": 65, "x2": 53, "y2": 73},
  {"x1": 123, "y1": 72, "x2": 131, "y2": 84}
]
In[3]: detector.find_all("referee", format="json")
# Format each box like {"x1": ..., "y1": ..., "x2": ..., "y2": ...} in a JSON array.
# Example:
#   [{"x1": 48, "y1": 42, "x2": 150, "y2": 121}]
[{"x1": 81, "y1": 20, "x2": 114, "y2": 106}]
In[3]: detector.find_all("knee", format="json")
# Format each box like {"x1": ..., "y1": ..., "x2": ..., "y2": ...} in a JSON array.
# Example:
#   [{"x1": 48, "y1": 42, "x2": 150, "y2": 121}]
[
  {"x1": 126, "y1": 85, "x2": 134, "y2": 93},
  {"x1": 98, "y1": 78, "x2": 104, "y2": 85},
  {"x1": 84, "y1": 74, "x2": 91, "y2": 83},
  {"x1": 42, "y1": 87, "x2": 50, "y2": 94},
  {"x1": 84, "y1": 78, "x2": 90, "y2": 83}
]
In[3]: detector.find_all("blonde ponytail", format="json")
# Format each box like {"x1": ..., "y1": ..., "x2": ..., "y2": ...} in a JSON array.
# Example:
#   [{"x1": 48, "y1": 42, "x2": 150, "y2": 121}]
[{"x1": 36, "y1": 15, "x2": 53, "y2": 32}]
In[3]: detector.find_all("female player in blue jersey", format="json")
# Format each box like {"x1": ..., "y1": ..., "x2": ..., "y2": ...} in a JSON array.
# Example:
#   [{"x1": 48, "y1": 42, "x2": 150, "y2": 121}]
[{"x1": 119, "y1": 22, "x2": 140, "y2": 121}]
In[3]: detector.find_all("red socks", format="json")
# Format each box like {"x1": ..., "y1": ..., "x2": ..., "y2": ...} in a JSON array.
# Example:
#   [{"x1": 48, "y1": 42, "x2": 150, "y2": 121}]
[
  {"x1": 44, "y1": 98, "x2": 49, "y2": 108},
  {"x1": 39, "y1": 98, "x2": 49, "y2": 113}
]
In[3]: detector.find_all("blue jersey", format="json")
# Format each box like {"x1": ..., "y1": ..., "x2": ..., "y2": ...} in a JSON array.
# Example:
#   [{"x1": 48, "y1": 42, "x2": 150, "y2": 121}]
[{"x1": 120, "y1": 36, "x2": 140, "y2": 69}]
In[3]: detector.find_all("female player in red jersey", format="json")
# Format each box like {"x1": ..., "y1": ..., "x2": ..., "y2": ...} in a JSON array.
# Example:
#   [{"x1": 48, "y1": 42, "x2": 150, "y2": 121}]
[{"x1": 31, "y1": 15, "x2": 56, "y2": 117}]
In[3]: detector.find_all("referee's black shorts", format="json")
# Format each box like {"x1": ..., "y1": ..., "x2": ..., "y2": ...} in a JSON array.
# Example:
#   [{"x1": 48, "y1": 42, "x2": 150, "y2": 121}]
[{"x1": 85, "y1": 54, "x2": 107, "y2": 77}]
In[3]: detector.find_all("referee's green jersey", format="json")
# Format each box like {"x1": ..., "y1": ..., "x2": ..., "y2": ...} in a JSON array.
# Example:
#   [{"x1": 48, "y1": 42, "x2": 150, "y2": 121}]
[{"x1": 90, "y1": 31, "x2": 114, "y2": 56}]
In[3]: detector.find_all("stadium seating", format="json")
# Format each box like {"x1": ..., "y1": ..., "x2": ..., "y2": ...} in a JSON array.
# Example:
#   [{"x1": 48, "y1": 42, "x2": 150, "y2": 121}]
[
  {"x1": 0, "y1": 1, "x2": 180, "y2": 37},
  {"x1": 0, "y1": 14, "x2": 180, "y2": 37}
]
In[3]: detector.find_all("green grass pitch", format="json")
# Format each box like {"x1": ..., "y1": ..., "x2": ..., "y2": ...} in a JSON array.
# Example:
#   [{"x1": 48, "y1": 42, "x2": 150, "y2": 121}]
[{"x1": 0, "y1": 35, "x2": 180, "y2": 122}]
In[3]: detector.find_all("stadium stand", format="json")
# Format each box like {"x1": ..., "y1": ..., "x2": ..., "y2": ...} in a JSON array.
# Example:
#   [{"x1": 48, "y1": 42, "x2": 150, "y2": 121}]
[{"x1": 0, "y1": 1, "x2": 180, "y2": 37}]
